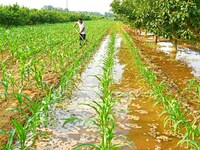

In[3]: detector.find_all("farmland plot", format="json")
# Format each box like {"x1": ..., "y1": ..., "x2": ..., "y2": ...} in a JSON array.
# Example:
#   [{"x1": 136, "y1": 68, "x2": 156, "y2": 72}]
[
  {"x1": 0, "y1": 22, "x2": 200, "y2": 150},
  {"x1": 0, "y1": 20, "x2": 112, "y2": 147}
]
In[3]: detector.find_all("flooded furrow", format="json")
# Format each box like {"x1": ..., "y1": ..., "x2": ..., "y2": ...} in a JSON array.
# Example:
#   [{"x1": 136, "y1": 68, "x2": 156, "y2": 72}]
[
  {"x1": 34, "y1": 34, "x2": 124, "y2": 150},
  {"x1": 34, "y1": 36, "x2": 110, "y2": 149},
  {"x1": 157, "y1": 42, "x2": 200, "y2": 77},
  {"x1": 111, "y1": 40, "x2": 187, "y2": 149},
  {"x1": 113, "y1": 35, "x2": 125, "y2": 84}
]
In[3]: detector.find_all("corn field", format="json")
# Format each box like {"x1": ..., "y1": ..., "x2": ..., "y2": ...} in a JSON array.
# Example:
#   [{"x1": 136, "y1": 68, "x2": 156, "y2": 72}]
[{"x1": 0, "y1": 20, "x2": 200, "y2": 150}]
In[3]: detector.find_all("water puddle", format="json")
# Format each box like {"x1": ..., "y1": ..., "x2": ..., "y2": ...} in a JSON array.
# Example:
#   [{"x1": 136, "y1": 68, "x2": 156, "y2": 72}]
[
  {"x1": 33, "y1": 35, "x2": 125, "y2": 150},
  {"x1": 112, "y1": 85, "x2": 184, "y2": 149},
  {"x1": 113, "y1": 35, "x2": 125, "y2": 84},
  {"x1": 157, "y1": 42, "x2": 200, "y2": 77},
  {"x1": 157, "y1": 42, "x2": 174, "y2": 54},
  {"x1": 176, "y1": 49, "x2": 200, "y2": 77}
]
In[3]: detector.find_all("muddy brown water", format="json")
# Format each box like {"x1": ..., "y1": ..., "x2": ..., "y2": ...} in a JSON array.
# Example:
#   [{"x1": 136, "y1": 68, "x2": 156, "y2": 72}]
[
  {"x1": 112, "y1": 39, "x2": 186, "y2": 150},
  {"x1": 126, "y1": 27, "x2": 200, "y2": 113},
  {"x1": 15, "y1": 34, "x2": 188, "y2": 149}
]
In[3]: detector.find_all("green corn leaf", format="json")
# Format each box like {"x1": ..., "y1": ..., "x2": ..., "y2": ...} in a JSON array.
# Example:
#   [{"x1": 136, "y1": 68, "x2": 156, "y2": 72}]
[
  {"x1": 6, "y1": 129, "x2": 16, "y2": 149},
  {"x1": 72, "y1": 143, "x2": 100, "y2": 150},
  {"x1": 81, "y1": 103, "x2": 101, "y2": 116},
  {"x1": 62, "y1": 117, "x2": 79, "y2": 126}
]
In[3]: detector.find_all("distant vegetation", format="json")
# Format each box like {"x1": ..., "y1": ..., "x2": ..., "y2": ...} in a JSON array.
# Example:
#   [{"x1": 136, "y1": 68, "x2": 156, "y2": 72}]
[
  {"x1": 0, "y1": 4, "x2": 100, "y2": 26},
  {"x1": 42, "y1": 5, "x2": 114, "y2": 18}
]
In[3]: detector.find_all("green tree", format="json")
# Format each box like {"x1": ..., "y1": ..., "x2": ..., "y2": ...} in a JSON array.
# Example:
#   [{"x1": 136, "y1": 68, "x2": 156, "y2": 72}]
[{"x1": 111, "y1": 0, "x2": 200, "y2": 50}]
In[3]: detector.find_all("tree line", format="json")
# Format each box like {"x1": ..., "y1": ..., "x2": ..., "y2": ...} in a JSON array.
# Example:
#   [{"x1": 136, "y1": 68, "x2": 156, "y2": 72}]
[
  {"x1": 42, "y1": 5, "x2": 113, "y2": 18},
  {"x1": 111, "y1": 0, "x2": 200, "y2": 48},
  {"x1": 0, "y1": 4, "x2": 98, "y2": 26}
]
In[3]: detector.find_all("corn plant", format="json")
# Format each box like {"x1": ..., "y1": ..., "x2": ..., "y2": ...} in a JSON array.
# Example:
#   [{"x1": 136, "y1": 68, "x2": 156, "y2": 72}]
[
  {"x1": 6, "y1": 71, "x2": 16, "y2": 94},
  {"x1": 0, "y1": 76, "x2": 9, "y2": 102},
  {"x1": 12, "y1": 120, "x2": 28, "y2": 150},
  {"x1": 0, "y1": 129, "x2": 16, "y2": 150},
  {"x1": 0, "y1": 59, "x2": 10, "y2": 102},
  {"x1": 183, "y1": 79, "x2": 200, "y2": 101},
  {"x1": 31, "y1": 62, "x2": 46, "y2": 91}
]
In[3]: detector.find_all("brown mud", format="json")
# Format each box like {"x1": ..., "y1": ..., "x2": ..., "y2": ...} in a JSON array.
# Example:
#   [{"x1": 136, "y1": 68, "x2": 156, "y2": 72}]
[
  {"x1": 0, "y1": 64, "x2": 60, "y2": 145},
  {"x1": 29, "y1": 29, "x2": 198, "y2": 149},
  {"x1": 33, "y1": 33, "x2": 186, "y2": 150}
]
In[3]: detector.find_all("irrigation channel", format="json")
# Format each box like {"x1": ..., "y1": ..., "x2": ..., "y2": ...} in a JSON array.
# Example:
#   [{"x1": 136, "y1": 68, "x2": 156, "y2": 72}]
[{"x1": 18, "y1": 30, "x2": 191, "y2": 150}]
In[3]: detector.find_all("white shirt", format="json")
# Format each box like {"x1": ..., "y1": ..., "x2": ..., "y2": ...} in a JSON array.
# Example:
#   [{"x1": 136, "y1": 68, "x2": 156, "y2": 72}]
[{"x1": 78, "y1": 22, "x2": 86, "y2": 34}]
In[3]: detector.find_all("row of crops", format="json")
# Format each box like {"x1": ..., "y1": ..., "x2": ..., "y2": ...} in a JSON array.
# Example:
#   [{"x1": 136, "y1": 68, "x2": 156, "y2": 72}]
[
  {"x1": 73, "y1": 24, "x2": 126, "y2": 150},
  {"x1": 0, "y1": 4, "x2": 97, "y2": 26},
  {"x1": 111, "y1": 0, "x2": 200, "y2": 49},
  {"x1": 0, "y1": 20, "x2": 113, "y2": 148}
]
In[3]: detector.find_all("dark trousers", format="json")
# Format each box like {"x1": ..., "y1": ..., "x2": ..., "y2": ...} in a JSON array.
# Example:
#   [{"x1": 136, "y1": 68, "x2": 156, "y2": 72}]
[{"x1": 79, "y1": 34, "x2": 86, "y2": 46}]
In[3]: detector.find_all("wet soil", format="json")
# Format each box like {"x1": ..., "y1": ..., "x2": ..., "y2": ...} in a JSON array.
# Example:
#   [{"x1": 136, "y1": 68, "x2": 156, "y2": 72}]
[
  {"x1": 0, "y1": 26, "x2": 113, "y2": 146},
  {"x1": 0, "y1": 70, "x2": 60, "y2": 145},
  {"x1": 33, "y1": 32, "x2": 188, "y2": 149}
]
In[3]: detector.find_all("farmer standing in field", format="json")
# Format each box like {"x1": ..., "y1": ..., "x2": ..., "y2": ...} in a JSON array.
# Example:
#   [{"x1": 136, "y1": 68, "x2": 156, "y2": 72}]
[{"x1": 73, "y1": 18, "x2": 86, "y2": 46}]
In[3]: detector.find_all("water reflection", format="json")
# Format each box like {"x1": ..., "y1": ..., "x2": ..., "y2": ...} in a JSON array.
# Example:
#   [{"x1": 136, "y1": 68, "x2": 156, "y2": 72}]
[
  {"x1": 113, "y1": 35, "x2": 125, "y2": 84},
  {"x1": 176, "y1": 48, "x2": 200, "y2": 77},
  {"x1": 157, "y1": 42, "x2": 200, "y2": 77}
]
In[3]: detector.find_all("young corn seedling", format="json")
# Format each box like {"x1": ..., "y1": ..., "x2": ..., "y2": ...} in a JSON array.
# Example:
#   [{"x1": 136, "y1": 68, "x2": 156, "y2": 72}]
[
  {"x1": 12, "y1": 120, "x2": 28, "y2": 150},
  {"x1": 12, "y1": 92, "x2": 27, "y2": 118},
  {"x1": 31, "y1": 62, "x2": 46, "y2": 92},
  {"x1": 40, "y1": 86, "x2": 60, "y2": 127},
  {"x1": 185, "y1": 79, "x2": 200, "y2": 101},
  {"x1": 23, "y1": 96, "x2": 41, "y2": 131},
  {"x1": 5, "y1": 71, "x2": 16, "y2": 94},
  {"x1": 0, "y1": 129, "x2": 16, "y2": 150},
  {"x1": 0, "y1": 70, "x2": 10, "y2": 103},
  {"x1": 19, "y1": 63, "x2": 26, "y2": 87}
]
